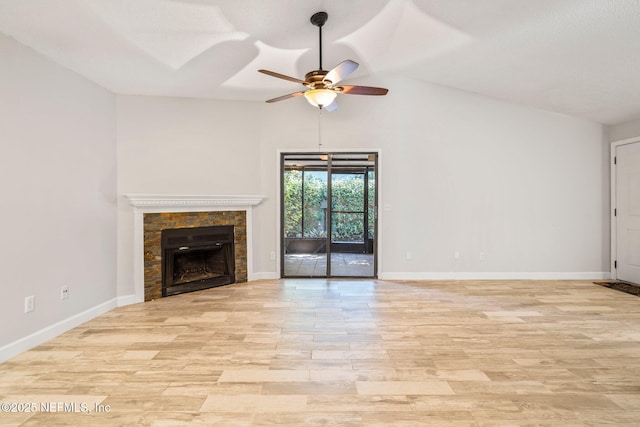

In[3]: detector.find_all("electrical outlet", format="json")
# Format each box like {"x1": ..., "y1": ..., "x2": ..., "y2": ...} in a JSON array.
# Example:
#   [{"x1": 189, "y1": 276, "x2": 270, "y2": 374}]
[
  {"x1": 24, "y1": 296, "x2": 35, "y2": 313},
  {"x1": 61, "y1": 286, "x2": 69, "y2": 300},
  {"x1": 454, "y1": 251, "x2": 461, "y2": 260},
  {"x1": 406, "y1": 251, "x2": 413, "y2": 260},
  {"x1": 270, "y1": 252, "x2": 276, "y2": 261},
  {"x1": 479, "y1": 252, "x2": 485, "y2": 261}
]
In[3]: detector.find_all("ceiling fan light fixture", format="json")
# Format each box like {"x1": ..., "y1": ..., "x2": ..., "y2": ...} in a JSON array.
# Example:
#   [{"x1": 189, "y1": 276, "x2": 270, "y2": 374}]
[{"x1": 304, "y1": 89, "x2": 337, "y2": 109}]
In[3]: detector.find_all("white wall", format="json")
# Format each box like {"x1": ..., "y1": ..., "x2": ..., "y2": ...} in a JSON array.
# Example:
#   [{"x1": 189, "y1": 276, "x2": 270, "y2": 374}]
[
  {"x1": 259, "y1": 76, "x2": 609, "y2": 278},
  {"x1": 117, "y1": 74, "x2": 609, "y2": 296},
  {"x1": 116, "y1": 96, "x2": 262, "y2": 296},
  {"x1": 0, "y1": 35, "x2": 117, "y2": 360},
  {"x1": 608, "y1": 117, "x2": 640, "y2": 142}
]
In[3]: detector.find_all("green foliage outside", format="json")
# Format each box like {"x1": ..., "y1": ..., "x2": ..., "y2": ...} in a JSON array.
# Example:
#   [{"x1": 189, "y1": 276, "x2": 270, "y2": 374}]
[
  {"x1": 284, "y1": 170, "x2": 375, "y2": 241},
  {"x1": 283, "y1": 170, "x2": 304, "y2": 238}
]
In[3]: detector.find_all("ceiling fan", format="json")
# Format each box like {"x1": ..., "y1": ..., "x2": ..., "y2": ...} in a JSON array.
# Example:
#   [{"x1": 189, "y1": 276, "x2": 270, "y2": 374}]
[{"x1": 258, "y1": 11, "x2": 388, "y2": 112}]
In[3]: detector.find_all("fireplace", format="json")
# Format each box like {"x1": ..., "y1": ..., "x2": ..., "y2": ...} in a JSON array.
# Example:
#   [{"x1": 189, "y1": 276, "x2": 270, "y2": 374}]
[
  {"x1": 161, "y1": 225, "x2": 235, "y2": 296},
  {"x1": 126, "y1": 194, "x2": 264, "y2": 303}
]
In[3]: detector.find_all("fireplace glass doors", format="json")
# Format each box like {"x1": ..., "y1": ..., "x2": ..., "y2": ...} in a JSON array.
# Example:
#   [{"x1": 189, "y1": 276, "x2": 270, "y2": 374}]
[
  {"x1": 161, "y1": 225, "x2": 235, "y2": 296},
  {"x1": 281, "y1": 152, "x2": 377, "y2": 278}
]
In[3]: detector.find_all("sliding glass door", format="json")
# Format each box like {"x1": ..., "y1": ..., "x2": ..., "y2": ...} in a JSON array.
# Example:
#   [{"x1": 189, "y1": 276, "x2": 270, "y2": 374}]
[{"x1": 281, "y1": 152, "x2": 377, "y2": 278}]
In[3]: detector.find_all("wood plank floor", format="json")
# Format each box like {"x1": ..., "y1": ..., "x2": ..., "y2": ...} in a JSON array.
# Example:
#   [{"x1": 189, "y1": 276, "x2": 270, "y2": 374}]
[{"x1": 1, "y1": 279, "x2": 639, "y2": 426}]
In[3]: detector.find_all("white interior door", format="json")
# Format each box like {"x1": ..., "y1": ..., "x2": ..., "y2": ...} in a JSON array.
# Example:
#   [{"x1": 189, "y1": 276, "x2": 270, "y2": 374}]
[{"x1": 616, "y1": 141, "x2": 640, "y2": 284}]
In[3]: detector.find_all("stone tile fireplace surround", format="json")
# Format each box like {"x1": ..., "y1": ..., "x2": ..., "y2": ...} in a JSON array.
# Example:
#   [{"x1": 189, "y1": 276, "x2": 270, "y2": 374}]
[{"x1": 127, "y1": 195, "x2": 264, "y2": 302}]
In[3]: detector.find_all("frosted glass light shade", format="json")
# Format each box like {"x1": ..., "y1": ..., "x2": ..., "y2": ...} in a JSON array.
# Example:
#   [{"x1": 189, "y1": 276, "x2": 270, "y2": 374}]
[{"x1": 304, "y1": 89, "x2": 337, "y2": 108}]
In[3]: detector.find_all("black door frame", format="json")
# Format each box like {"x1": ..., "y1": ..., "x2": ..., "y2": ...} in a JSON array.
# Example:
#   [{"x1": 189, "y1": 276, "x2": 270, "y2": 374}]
[{"x1": 280, "y1": 151, "x2": 378, "y2": 278}]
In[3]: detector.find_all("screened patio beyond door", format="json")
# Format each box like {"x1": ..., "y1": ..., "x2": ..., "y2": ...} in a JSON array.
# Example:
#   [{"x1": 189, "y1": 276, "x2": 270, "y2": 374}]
[{"x1": 281, "y1": 152, "x2": 378, "y2": 278}]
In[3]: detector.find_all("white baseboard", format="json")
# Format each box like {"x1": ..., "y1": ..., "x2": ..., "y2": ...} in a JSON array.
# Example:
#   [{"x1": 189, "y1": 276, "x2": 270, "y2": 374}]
[
  {"x1": 0, "y1": 298, "x2": 118, "y2": 363},
  {"x1": 243, "y1": 271, "x2": 614, "y2": 281},
  {"x1": 377, "y1": 272, "x2": 612, "y2": 281},
  {"x1": 117, "y1": 271, "x2": 612, "y2": 287},
  {"x1": 250, "y1": 272, "x2": 280, "y2": 281},
  {"x1": 117, "y1": 294, "x2": 143, "y2": 307}
]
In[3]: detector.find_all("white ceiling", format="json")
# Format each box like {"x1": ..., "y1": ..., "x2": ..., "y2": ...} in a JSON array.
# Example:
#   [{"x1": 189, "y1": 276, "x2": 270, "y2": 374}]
[{"x1": 1, "y1": 0, "x2": 639, "y2": 125}]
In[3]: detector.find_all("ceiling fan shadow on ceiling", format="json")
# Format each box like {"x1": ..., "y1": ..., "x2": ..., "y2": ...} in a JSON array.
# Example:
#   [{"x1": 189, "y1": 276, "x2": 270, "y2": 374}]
[{"x1": 258, "y1": 11, "x2": 388, "y2": 112}]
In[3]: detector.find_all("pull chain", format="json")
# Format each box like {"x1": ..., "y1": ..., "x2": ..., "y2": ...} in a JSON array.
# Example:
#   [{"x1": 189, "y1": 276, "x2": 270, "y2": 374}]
[{"x1": 318, "y1": 108, "x2": 323, "y2": 151}]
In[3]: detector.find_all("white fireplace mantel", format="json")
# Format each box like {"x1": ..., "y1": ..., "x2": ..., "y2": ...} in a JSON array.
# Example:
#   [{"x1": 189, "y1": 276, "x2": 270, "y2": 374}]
[
  {"x1": 127, "y1": 194, "x2": 265, "y2": 210},
  {"x1": 125, "y1": 194, "x2": 265, "y2": 304}
]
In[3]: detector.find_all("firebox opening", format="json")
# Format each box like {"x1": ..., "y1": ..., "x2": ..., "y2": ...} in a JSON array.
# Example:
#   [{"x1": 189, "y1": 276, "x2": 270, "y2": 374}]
[
  {"x1": 161, "y1": 225, "x2": 235, "y2": 297},
  {"x1": 173, "y1": 248, "x2": 226, "y2": 284}
]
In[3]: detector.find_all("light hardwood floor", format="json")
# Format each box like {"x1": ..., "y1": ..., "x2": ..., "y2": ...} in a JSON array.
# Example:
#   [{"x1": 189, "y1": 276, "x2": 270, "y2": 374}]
[{"x1": 1, "y1": 279, "x2": 639, "y2": 426}]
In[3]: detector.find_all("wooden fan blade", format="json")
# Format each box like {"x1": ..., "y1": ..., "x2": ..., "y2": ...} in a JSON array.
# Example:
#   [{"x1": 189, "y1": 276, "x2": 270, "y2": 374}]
[
  {"x1": 324, "y1": 60, "x2": 359, "y2": 85},
  {"x1": 324, "y1": 100, "x2": 339, "y2": 112},
  {"x1": 338, "y1": 85, "x2": 388, "y2": 96},
  {"x1": 258, "y1": 69, "x2": 306, "y2": 85},
  {"x1": 265, "y1": 91, "x2": 305, "y2": 103}
]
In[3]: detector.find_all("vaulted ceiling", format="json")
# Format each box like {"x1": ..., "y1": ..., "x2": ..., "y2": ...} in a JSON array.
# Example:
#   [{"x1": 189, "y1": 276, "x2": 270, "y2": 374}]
[{"x1": 1, "y1": 0, "x2": 639, "y2": 124}]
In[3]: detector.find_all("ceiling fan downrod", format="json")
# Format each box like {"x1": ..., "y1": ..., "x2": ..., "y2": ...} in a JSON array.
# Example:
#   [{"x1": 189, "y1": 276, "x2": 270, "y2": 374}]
[{"x1": 310, "y1": 12, "x2": 328, "y2": 70}]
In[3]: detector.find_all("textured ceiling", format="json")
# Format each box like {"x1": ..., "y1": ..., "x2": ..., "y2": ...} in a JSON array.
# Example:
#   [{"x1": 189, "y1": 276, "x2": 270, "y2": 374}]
[{"x1": 1, "y1": 0, "x2": 639, "y2": 124}]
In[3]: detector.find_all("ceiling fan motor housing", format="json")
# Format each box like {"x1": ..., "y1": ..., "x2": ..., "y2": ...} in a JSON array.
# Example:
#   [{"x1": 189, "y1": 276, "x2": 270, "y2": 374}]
[{"x1": 305, "y1": 70, "x2": 332, "y2": 89}]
